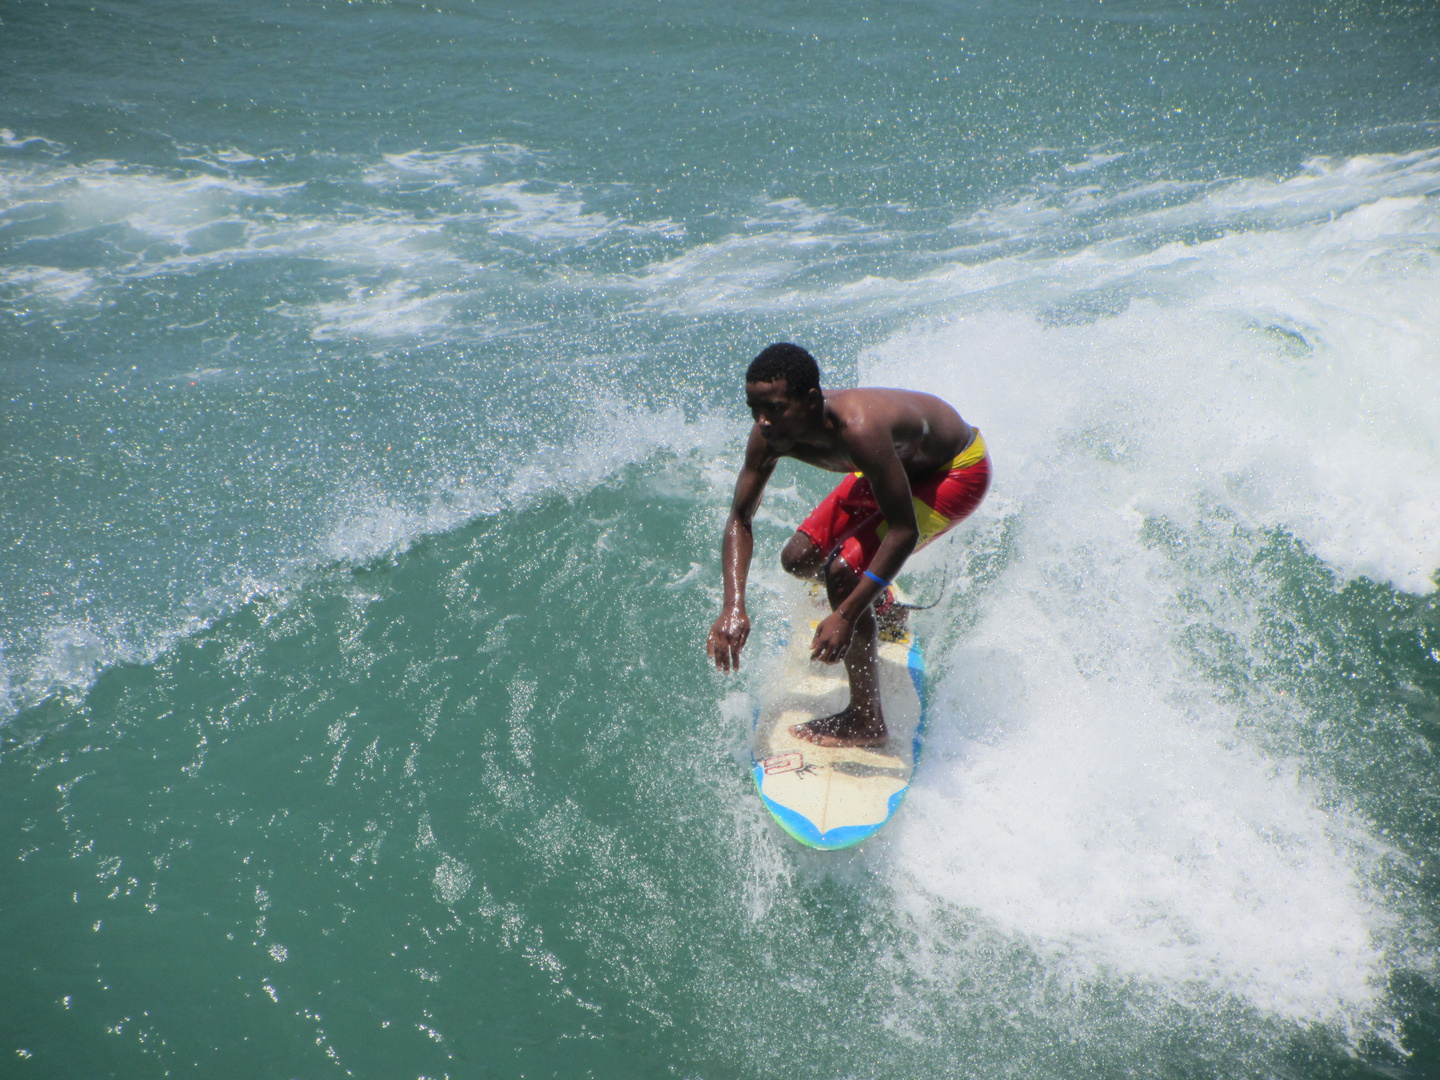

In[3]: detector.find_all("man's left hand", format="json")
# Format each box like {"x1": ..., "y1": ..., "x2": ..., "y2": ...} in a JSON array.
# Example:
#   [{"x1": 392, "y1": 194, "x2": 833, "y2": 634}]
[{"x1": 810, "y1": 610, "x2": 854, "y2": 664}]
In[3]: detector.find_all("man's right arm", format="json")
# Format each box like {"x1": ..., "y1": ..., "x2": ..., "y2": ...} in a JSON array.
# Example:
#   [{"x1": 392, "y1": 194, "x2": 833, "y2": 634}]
[{"x1": 707, "y1": 426, "x2": 777, "y2": 672}]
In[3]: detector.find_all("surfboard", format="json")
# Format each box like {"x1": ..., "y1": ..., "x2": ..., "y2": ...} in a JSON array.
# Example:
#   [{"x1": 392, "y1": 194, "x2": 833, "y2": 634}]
[{"x1": 751, "y1": 587, "x2": 926, "y2": 850}]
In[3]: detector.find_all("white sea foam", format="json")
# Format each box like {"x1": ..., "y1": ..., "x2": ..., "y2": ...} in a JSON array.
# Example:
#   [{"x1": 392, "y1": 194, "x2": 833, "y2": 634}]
[
  {"x1": 843, "y1": 156, "x2": 1440, "y2": 1030},
  {"x1": 7, "y1": 154, "x2": 1437, "y2": 1039},
  {"x1": 22, "y1": 160, "x2": 283, "y2": 240},
  {"x1": 631, "y1": 148, "x2": 1440, "y2": 328},
  {"x1": 887, "y1": 501, "x2": 1389, "y2": 1021},
  {"x1": 307, "y1": 279, "x2": 458, "y2": 342},
  {"x1": 1063, "y1": 151, "x2": 1125, "y2": 173},
  {"x1": 8, "y1": 606, "x2": 229, "y2": 719},
  {"x1": 0, "y1": 651, "x2": 14, "y2": 719},
  {"x1": 867, "y1": 222, "x2": 1440, "y2": 590},
  {"x1": 476, "y1": 179, "x2": 680, "y2": 245},
  {"x1": 0, "y1": 135, "x2": 720, "y2": 720},
  {"x1": 633, "y1": 197, "x2": 892, "y2": 316},
  {"x1": 321, "y1": 486, "x2": 500, "y2": 564},
  {"x1": 207, "y1": 148, "x2": 263, "y2": 166},
  {"x1": 740, "y1": 196, "x2": 871, "y2": 235},
  {"x1": 0, "y1": 394, "x2": 724, "y2": 712},
  {"x1": 0, "y1": 145, "x2": 682, "y2": 342},
  {"x1": 433, "y1": 855, "x2": 474, "y2": 906},
  {"x1": 0, "y1": 128, "x2": 63, "y2": 151},
  {"x1": 366, "y1": 144, "x2": 684, "y2": 244},
  {"x1": 958, "y1": 146, "x2": 1440, "y2": 253},
  {"x1": 362, "y1": 143, "x2": 538, "y2": 189},
  {"x1": 321, "y1": 398, "x2": 730, "y2": 565},
  {"x1": 0, "y1": 266, "x2": 99, "y2": 306}
]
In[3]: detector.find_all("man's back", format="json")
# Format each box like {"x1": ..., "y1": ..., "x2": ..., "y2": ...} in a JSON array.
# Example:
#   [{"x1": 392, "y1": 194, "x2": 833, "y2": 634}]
[{"x1": 782, "y1": 387, "x2": 974, "y2": 479}]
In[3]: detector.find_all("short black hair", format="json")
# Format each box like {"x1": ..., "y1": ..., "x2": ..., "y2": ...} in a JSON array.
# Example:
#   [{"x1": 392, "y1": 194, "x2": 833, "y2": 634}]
[{"x1": 745, "y1": 343, "x2": 821, "y2": 397}]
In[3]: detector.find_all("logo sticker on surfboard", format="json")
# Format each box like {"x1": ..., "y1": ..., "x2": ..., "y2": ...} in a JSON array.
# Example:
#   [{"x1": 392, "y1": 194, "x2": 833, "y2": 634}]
[{"x1": 761, "y1": 752, "x2": 805, "y2": 775}]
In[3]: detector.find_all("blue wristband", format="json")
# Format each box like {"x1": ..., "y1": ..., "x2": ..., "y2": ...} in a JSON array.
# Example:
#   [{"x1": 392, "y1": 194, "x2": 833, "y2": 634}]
[{"x1": 863, "y1": 569, "x2": 892, "y2": 589}]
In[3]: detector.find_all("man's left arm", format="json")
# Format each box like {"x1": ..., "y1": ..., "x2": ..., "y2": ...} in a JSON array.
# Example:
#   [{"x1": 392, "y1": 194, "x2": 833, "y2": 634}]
[
  {"x1": 837, "y1": 442, "x2": 919, "y2": 619},
  {"x1": 810, "y1": 426, "x2": 919, "y2": 662}
]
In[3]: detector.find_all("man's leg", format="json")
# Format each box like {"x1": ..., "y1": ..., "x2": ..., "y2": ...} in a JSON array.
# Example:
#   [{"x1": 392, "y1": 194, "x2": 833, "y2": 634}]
[
  {"x1": 825, "y1": 554, "x2": 885, "y2": 734},
  {"x1": 790, "y1": 552, "x2": 886, "y2": 747},
  {"x1": 780, "y1": 531, "x2": 827, "y2": 581}
]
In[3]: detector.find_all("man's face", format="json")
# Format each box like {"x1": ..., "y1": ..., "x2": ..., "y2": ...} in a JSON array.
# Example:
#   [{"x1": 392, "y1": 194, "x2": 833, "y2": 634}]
[{"x1": 746, "y1": 379, "x2": 811, "y2": 448}]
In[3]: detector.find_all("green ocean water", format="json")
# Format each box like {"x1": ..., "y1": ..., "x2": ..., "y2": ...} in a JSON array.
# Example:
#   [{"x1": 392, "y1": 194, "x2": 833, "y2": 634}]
[{"x1": 3, "y1": 2, "x2": 1440, "y2": 1076}]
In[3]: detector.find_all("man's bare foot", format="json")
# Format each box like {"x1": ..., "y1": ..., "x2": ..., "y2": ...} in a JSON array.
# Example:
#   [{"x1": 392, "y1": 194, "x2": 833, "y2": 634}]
[{"x1": 790, "y1": 706, "x2": 887, "y2": 748}]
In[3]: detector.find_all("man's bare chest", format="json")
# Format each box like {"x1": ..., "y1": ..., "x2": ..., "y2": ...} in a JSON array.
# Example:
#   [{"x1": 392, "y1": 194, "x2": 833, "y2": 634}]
[{"x1": 786, "y1": 444, "x2": 857, "y2": 474}]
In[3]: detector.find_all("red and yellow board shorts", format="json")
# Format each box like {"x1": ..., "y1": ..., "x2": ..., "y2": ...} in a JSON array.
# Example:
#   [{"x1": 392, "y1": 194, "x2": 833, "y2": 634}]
[{"x1": 797, "y1": 431, "x2": 990, "y2": 573}]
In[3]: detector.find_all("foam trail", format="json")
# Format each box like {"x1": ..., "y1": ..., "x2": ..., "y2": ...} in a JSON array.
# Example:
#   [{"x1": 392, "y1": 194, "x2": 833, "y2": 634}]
[
  {"x1": 0, "y1": 128, "x2": 63, "y2": 151},
  {"x1": 3, "y1": 395, "x2": 730, "y2": 721},
  {"x1": 860, "y1": 154, "x2": 1440, "y2": 591},
  {"x1": 322, "y1": 397, "x2": 729, "y2": 565},
  {"x1": 894, "y1": 516, "x2": 1386, "y2": 1023},
  {"x1": 0, "y1": 139, "x2": 706, "y2": 720},
  {"x1": 856, "y1": 159, "x2": 1440, "y2": 1030},
  {"x1": 632, "y1": 148, "x2": 1440, "y2": 350},
  {"x1": 0, "y1": 147, "x2": 681, "y2": 342}
]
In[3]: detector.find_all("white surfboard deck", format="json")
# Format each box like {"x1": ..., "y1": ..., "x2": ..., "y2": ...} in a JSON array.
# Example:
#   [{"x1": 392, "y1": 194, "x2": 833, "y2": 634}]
[{"x1": 751, "y1": 588, "x2": 926, "y2": 850}]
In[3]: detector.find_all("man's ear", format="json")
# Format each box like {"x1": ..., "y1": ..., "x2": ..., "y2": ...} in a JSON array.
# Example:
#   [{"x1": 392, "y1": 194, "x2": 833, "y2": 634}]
[{"x1": 806, "y1": 387, "x2": 823, "y2": 407}]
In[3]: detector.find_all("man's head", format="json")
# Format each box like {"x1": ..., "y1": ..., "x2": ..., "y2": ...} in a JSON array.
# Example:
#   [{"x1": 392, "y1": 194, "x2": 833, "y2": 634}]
[
  {"x1": 745, "y1": 343, "x2": 823, "y2": 449},
  {"x1": 745, "y1": 343, "x2": 820, "y2": 398}
]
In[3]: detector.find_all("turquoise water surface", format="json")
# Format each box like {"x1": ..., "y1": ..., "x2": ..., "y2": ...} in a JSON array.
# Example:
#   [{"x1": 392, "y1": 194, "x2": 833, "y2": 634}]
[{"x1": 4, "y1": 2, "x2": 1440, "y2": 1076}]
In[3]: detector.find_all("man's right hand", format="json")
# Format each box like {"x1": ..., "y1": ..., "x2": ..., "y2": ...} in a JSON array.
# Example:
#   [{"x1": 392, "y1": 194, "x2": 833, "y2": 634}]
[{"x1": 707, "y1": 608, "x2": 750, "y2": 672}]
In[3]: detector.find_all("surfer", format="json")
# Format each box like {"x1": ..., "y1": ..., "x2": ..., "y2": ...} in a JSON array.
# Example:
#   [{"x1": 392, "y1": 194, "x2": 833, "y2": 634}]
[{"x1": 706, "y1": 343, "x2": 990, "y2": 747}]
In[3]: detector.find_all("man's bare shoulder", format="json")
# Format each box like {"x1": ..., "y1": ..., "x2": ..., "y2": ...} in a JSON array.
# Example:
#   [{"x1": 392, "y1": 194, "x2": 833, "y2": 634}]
[
  {"x1": 825, "y1": 387, "x2": 971, "y2": 471},
  {"x1": 826, "y1": 387, "x2": 959, "y2": 425}
]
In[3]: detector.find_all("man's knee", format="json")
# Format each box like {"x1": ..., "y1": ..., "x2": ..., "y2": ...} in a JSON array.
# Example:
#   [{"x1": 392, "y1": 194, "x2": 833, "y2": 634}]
[
  {"x1": 780, "y1": 533, "x2": 823, "y2": 578},
  {"x1": 823, "y1": 554, "x2": 868, "y2": 615},
  {"x1": 824, "y1": 553, "x2": 860, "y2": 593}
]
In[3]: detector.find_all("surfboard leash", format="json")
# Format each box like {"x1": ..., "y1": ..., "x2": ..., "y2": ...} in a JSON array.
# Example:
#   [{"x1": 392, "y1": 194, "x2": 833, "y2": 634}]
[{"x1": 893, "y1": 537, "x2": 957, "y2": 612}]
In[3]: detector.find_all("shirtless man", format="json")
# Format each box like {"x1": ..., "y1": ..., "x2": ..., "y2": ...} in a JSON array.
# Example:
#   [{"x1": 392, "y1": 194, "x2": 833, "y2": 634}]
[{"x1": 706, "y1": 343, "x2": 991, "y2": 747}]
